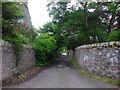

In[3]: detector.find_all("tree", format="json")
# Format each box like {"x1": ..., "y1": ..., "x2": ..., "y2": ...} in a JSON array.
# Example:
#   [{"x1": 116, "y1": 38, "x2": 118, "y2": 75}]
[
  {"x1": 44, "y1": 2, "x2": 119, "y2": 50},
  {"x1": 33, "y1": 33, "x2": 57, "y2": 66},
  {"x1": 2, "y1": 2, "x2": 24, "y2": 21},
  {"x1": 2, "y1": 2, "x2": 24, "y2": 37},
  {"x1": 40, "y1": 22, "x2": 55, "y2": 34},
  {"x1": 100, "y1": 2, "x2": 120, "y2": 33},
  {"x1": 47, "y1": 2, "x2": 68, "y2": 22}
]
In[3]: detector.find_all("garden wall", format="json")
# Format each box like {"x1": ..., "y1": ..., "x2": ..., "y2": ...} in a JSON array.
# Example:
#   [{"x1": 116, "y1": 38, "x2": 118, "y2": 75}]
[
  {"x1": 0, "y1": 40, "x2": 36, "y2": 80},
  {"x1": 75, "y1": 42, "x2": 120, "y2": 80}
]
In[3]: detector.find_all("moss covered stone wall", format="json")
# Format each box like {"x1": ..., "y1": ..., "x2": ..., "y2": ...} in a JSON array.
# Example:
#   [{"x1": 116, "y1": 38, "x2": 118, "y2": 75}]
[{"x1": 75, "y1": 41, "x2": 120, "y2": 80}]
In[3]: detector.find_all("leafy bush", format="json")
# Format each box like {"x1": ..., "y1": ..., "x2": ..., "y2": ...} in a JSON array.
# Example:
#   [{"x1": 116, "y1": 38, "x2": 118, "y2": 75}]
[
  {"x1": 2, "y1": 2, "x2": 37, "y2": 66},
  {"x1": 88, "y1": 28, "x2": 108, "y2": 43},
  {"x1": 57, "y1": 47, "x2": 67, "y2": 56},
  {"x1": 18, "y1": 75, "x2": 25, "y2": 80},
  {"x1": 3, "y1": 22, "x2": 35, "y2": 41},
  {"x1": 2, "y1": 23, "x2": 31, "y2": 66},
  {"x1": 107, "y1": 30, "x2": 120, "y2": 41},
  {"x1": 33, "y1": 33, "x2": 57, "y2": 66},
  {"x1": 2, "y1": 2, "x2": 24, "y2": 38},
  {"x1": 3, "y1": 32, "x2": 30, "y2": 66}
]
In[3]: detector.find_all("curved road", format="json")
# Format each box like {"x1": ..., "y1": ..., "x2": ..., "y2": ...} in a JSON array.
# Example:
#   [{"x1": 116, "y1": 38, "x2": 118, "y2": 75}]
[{"x1": 4, "y1": 56, "x2": 118, "y2": 88}]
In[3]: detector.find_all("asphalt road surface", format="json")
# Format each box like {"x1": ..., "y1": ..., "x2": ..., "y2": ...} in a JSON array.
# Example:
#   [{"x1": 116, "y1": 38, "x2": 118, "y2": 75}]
[{"x1": 4, "y1": 56, "x2": 118, "y2": 88}]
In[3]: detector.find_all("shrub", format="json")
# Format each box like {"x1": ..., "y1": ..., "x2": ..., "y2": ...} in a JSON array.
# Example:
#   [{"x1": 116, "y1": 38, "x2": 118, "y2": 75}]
[
  {"x1": 107, "y1": 30, "x2": 120, "y2": 41},
  {"x1": 3, "y1": 22, "x2": 35, "y2": 41},
  {"x1": 33, "y1": 33, "x2": 57, "y2": 66},
  {"x1": 3, "y1": 32, "x2": 30, "y2": 66},
  {"x1": 57, "y1": 47, "x2": 67, "y2": 56},
  {"x1": 2, "y1": 23, "x2": 31, "y2": 66}
]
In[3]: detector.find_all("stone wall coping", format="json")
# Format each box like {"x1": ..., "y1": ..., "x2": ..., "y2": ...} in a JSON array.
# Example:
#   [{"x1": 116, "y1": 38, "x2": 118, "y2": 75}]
[
  {"x1": 0, "y1": 40, "x2": 33, "y2": 49},
  {"x1": 76, "y1": 41, "x2": 120, "y2": 50}
]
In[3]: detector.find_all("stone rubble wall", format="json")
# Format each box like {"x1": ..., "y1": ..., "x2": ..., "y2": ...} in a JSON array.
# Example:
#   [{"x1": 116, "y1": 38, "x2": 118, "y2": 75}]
[
  {"x1": 75, "y1": 42, "x2": 120, "y2": 80},
  {"x1": 1, "y1": 40, "x2": 36, "y2": 80}
]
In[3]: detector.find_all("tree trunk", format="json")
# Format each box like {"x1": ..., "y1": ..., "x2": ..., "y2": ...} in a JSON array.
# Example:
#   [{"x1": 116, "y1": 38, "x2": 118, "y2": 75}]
[
  {"x1": 108, "y1": 13, "x2": 116, "y2": 33},
  {"x1": 117, "y1": 15, "x2": 120, "y2": 30},
  {"x1": 93, "y1": 36, "x2": 96, "y2": 43},
  {"x1": 82, "y1": 2, "x2": 88, "y2": 30},
  {"x1": 84, "y1": 3, "x2": 88, "y2": 28}
]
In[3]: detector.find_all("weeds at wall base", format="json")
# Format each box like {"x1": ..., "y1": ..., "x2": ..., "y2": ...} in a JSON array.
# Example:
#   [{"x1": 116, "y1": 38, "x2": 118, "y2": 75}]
[{"x1": 67, "y1": 55, "x2": 120, "y2": 86}]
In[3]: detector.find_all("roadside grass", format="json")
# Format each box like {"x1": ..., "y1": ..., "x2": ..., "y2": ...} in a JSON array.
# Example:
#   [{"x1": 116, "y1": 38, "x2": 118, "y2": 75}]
[
  {"x1": 18, "y1": 75, "x2": 26, "y2": 80},
  {"x1": 67, "y1": 55, "x2": 120, "y2": 86}
]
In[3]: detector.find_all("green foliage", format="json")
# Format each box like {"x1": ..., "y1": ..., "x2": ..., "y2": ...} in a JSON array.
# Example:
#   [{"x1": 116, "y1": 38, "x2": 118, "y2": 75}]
[
  {"x1": 3, "y1": 29, "x2": 36, "y2": 66},
  {"x1": 107, "y1": 30, "x2": 120, "y2": 41},
  {"x1": 2, "y1": 22, "x2": 33, "y2": 66},
  {"x1": 3, "y1": 22, "x2": 35, "y2": 41},
  {"x1": 64, "y1": 35, "x2": 79, "y2": 51},
  {"x1": 45, "y1": 2, "x2": 120, "y2": 50},
  {"x1": 57, "y1": 47, "x2": 67, "y2": 56},
  {"x1": 2, "y1": 2, "x2": 35, "y2": 66},
  {"x1": 33, "y1": 33, "x2": 57, "y2": 66},
  {"x1": 18, "y1": 75, "x2": 25, "y2": 80},
  {"x1": 40, "y1": 22, "x2": 55, "y2": 34},
  {"x1": 3, "y1": 32, "x2": 28, "y2": 66},
  {"x1": 2, "y1": 2, "x2": 41, "y2": 67},
  {"x1": 47, "y1": 2, "x2": 68, "y2": 21},
  {"x1": 15, "y1": 69, "x2": 22, "y2": 75},
  {"x1": 2, "y1": 2, "x2": 24, "y2": 21},
  {"x1": 2, "y1": 2, "x2": 25, "y2": 37}
]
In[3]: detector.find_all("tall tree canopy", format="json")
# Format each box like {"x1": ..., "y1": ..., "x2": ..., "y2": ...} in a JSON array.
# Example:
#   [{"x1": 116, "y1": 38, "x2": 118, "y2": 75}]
[
  {"x1": 39, "y1": 1, "x2": 120, "y2": 50},
  {"x1": 2, "y1": 2, "x2": 24, "y2": 22},
  {"x1": 2, "y1": 2, "x2": 25, "y2": 38}
]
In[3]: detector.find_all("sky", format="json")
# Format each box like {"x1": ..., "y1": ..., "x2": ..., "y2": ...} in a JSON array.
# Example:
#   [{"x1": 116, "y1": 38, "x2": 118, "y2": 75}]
[
  {"x1": 27, "y1": 0, "x2": 114, "y2": 29},
  {"x1": 28, "y1": 0, "x2": 51, "y2": 29}
]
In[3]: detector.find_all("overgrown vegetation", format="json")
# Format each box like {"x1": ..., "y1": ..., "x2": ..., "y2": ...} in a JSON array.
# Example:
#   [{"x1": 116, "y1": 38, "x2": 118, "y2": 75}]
[
  {"x1": 2, "y1": 2, "x2": 37, "y2": 66},
  {"x1": 18, "y1": 75, "x2": 26, "y2": 80},
  {"x1": 39, "y1": 2, "x2": 120, "y2": 51},
  {"x1": 2, "y1": 2, "x2": 25, "y2": 66},
  {"x1": 57, "y1": 47, "x2": 68, "y2": 56},
  {"x1": 33, "y1": 33, "x2": 57, "y2": 66},
  {"x1": 2, "y1": 2, "x2": 120, "y2": 67},
  {"x1": 2, "y1": 2, "x2": 58, "y2": 67},
  {"x1": 107, "y1": 30, "x2": 120, "y2": 41}
]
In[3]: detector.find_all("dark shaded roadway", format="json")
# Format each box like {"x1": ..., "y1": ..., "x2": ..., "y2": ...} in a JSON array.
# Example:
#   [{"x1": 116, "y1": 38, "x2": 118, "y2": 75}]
[{"x1": 4, "y1": 56, "x2": 118, "y2": 88}]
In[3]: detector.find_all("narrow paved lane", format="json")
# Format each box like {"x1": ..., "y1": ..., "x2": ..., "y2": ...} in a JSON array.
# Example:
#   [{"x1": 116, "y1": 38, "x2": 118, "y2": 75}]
[{"x1": 4, "y1": 56, "x2": 118, "y2": 88}]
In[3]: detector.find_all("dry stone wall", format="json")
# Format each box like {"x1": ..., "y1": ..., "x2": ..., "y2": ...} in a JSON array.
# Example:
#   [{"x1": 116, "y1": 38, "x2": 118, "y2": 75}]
[
  {"x1": 75, "y1": 42, "x2": 120, "y2": 80},
  {"x1": 1, "y1": 40, "x2": 36, "y2": 80}
]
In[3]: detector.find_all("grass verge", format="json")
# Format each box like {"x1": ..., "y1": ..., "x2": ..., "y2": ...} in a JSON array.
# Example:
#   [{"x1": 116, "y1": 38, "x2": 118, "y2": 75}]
[{"x1": 67, "y1": 55, "x2": 120, "y2": 86}]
